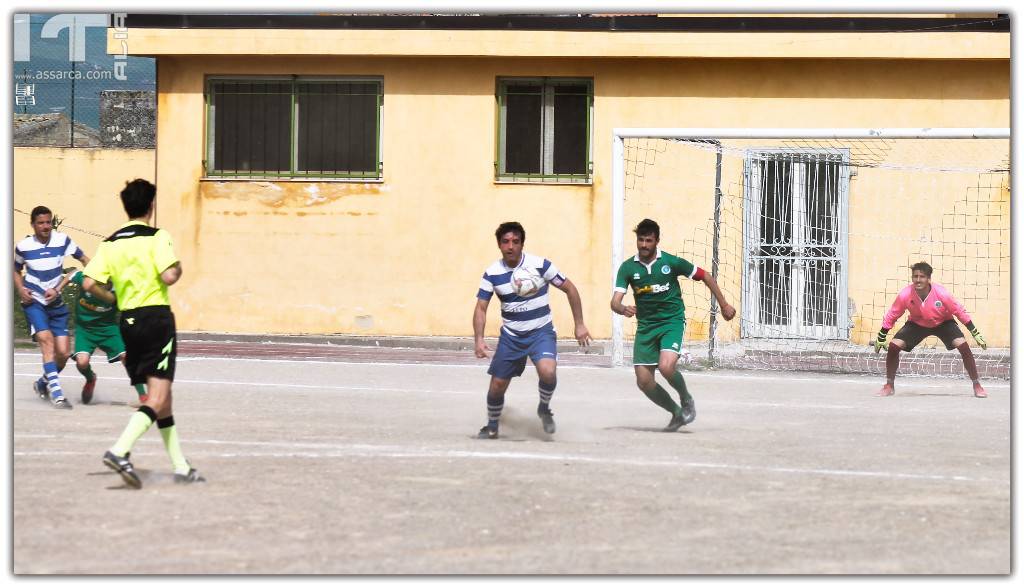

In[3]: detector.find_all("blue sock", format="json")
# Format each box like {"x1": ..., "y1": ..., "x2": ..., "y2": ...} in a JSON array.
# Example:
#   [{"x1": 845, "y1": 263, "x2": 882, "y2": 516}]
[{"x1": 43, "y1": 361, "x2": 63, "y2": 399}]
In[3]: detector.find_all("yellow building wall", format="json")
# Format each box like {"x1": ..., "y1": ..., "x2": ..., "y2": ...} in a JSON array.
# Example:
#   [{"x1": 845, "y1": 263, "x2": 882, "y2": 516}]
[
  {"x1": 148, "y1": 55, "x2": 1008, "y2": 344},
  {"x1": 13, "y1": 148, "x2": 156, "y2": 257}
]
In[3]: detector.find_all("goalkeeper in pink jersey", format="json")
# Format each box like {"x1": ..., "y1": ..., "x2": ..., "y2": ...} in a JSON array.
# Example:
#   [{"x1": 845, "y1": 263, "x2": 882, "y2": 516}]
[{"x1": 873, "y1": 261, "x2": 988, "y2": 398}]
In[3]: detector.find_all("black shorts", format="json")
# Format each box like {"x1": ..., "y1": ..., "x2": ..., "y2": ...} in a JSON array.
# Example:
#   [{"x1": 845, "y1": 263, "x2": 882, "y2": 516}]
[
  {"x1": 119, "y1": 305, "x2": 177, "y2": 385},
  {"x1": 893, "y1": 320, "x2": 965, "y2": 352}
]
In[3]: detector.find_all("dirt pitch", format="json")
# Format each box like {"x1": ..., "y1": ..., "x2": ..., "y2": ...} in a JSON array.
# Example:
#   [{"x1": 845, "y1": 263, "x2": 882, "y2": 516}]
[{"x1": 10, "y1": 342, "x2": 1011, "y2": 574}]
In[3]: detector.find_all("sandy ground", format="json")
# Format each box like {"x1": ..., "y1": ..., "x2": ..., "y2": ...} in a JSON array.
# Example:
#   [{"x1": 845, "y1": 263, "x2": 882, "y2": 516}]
[{"x1": 10, "y1": 343, "x2": 1011, "y2": 574}]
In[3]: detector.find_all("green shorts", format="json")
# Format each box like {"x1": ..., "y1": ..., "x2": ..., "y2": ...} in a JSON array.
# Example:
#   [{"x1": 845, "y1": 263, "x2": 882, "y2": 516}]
[
  {"x1": 72, "y1": 321, "x2": 126, "y2": 363},
  {"x1": 633, "y1": 320, "x2": 686, "y2": 365}
]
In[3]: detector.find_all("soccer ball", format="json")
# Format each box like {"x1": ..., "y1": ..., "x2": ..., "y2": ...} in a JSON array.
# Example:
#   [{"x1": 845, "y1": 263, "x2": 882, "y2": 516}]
[{"x1": 511, "y1": 267, "x2": 544, "y2": 297}]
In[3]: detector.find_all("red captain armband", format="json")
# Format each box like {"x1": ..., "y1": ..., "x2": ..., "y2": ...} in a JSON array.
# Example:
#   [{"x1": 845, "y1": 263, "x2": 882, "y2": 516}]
[{"x1": 692, "y1": 267, "x2": 706, "y2": 281}]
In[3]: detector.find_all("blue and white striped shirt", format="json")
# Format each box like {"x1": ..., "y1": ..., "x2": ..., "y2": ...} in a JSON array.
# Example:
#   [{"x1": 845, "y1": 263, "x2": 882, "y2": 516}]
[
  {"x1": 14, "y1": 231, "x2": 83, "y2": 306},
  {"x1": 477, "y1": 252, "x2": 566, "y2": 336}
]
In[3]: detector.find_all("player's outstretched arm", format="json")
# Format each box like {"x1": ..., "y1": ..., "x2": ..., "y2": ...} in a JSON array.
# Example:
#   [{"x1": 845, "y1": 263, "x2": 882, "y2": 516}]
[
  {"x1": 472, "y1": 298, "x2": 491, "y2": 358},
  {"x1": 555, "y1": 278, "x2": 592, "y2": 346},
  {"x1": 701, "y1": 273, "x2": 735, "y2": 321},
  {"x1": 609, "y1": 290, "x2": 636, "y2": 318}
]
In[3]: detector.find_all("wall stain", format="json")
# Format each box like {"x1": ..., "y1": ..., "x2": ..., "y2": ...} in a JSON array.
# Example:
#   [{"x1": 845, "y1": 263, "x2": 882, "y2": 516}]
[
  {"x1": 210, "y1": 210, "x2": 377, "y2": 217},
  {"x1": 201, "y1": 181, "x2": 385, "y2": 208}
]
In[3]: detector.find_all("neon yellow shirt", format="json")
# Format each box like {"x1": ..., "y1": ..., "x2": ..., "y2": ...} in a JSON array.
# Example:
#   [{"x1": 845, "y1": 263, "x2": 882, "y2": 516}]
[{"x1": 83, "y1": 221, "x2": 178, "y2": 310}]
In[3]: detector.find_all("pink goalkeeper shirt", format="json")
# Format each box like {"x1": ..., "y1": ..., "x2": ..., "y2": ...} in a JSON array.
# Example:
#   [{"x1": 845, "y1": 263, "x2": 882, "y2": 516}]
[{"x1": 882, "y1": 283, "x2": 972, "y2": 330}]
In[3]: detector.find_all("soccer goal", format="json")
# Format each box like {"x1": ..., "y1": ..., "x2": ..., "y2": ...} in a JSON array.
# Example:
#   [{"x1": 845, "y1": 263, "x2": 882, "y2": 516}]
[{"x1": 611, "y1": 128, "x2": 1010, "y2": 378}]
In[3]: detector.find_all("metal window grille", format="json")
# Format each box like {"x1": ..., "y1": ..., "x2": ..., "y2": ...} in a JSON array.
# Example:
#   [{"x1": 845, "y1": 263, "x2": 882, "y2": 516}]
[
  {"x1": 206, "y1": 77, "x2": 382, "y2": 179},
  {"x1": 496, "y1": 77, "x2": 593, "y2": 183},
  {"x1": 743, "y1": 150, "x2": 850, "y2": 339}
]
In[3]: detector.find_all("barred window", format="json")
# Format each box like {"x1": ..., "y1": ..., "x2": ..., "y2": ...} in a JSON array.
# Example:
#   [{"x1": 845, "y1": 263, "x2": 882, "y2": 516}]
[
  {"x1": 205, "y1": 77, "x2": 382, "y2": 179},
  {"x1": 496, "y1": 77, "x2": 593, "y2": 183}
]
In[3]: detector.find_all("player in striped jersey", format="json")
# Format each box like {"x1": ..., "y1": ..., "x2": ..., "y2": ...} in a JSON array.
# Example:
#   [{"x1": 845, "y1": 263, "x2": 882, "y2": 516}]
[
  {"x1": 473, "y1": 221, "x2": 592, "y2": 439},
  {"x1": 13, "y1": 206, "x2": 89, "y2": 409}
]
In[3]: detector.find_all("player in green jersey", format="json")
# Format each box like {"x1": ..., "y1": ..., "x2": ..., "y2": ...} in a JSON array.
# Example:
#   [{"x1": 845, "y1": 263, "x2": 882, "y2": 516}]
[
  {"x1": 610, "y1": 219, "x2": 736, "y2": 431},
  {"x1": 67, "y1": 269, "x2": 147, "y2": 405}
]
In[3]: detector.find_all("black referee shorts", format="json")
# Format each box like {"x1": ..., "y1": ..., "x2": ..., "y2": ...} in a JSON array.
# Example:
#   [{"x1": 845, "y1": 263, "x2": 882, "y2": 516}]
[
  {"x1": 893, "y1": 320, "x2": 965, "y2": 352},
  {"x1": 119, "y1": 305, "x2": 177, "y2": 385}
]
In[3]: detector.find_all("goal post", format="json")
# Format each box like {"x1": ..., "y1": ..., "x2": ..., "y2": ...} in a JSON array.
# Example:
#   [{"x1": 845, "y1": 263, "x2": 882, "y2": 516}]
[{"x1": 611, "y1": 128, "x2": 1010, "y2": 377}]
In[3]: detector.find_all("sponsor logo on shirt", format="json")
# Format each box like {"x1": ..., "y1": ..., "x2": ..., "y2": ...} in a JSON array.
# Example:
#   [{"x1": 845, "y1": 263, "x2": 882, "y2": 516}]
[{"x1": 635, "y1": 283, "x2": 670, "y2": 295}]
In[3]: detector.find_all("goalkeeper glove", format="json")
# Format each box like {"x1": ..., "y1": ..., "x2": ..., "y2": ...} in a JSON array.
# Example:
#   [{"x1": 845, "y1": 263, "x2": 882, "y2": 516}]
[
  {"x1": 969, "y1": 327, "x2": 987, "y2": 350},
  {"x1": 873, "y1": 329, "x2": 888, "y2": 354}
]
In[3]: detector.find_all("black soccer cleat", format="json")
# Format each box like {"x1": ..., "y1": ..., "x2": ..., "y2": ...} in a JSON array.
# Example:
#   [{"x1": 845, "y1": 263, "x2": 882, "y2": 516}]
[
  {"x1": 663, "y1": 412, "x2": 686, "y2": 432},
  {"x1": 680, "y1": 395, "x2": 696, "y2": 425},
  {"x1": 103, "y1": 450, "x2": 142, "y2": 489},
  {"x1": 174, "y1": 468, "x2": 207, "y2": 484},
  {"x1": 537, "y1": 404, "x2": 556, "y2": 434},
  {"x1": 477, "y1": 425, "x2": 498, "y2": 440},
  {"x1": 33, "y1": 380, "x2": 48, "y2": 400}
]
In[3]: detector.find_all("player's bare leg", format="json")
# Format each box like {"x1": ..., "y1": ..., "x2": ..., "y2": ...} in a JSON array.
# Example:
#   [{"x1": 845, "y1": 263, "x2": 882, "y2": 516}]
[
  {"x1": 53, "y1": 335, "x2": 70, "y2": 373},
  {"x1": 534, "y1": 358, "x2": 557, "y2": 434},
  {"x1": 951, "y1": 336, "x2": 986, "y2": 398},
  {"x1": 478, "y1": 376, "x2": 511, "y2": 439},
  {"x1": 877, "y1": 340, "x2": 905, "y2": 397}
]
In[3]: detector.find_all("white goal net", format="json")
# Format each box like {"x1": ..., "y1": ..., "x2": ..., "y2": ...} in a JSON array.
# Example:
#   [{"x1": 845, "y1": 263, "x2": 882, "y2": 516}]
[{"x1": 612, "y1": 128, "x2": 1010, "y2": 378}]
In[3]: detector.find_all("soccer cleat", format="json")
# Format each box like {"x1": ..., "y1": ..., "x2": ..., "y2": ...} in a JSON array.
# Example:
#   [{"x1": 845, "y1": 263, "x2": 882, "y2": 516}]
[
  {"x1": 174, "y1": 468, "x2": 206, "y2": 484},
  {"x1": 33, "y1": 379, "x2": 48, "y2": 400},
  {"x1": 973, "y1": 383, "x2": 988, "y2": 399},
  {"x1": 876, "y1": 383, "x2": 895, "y2": 397},
  {"x1": 51, "y1": 395, "x2": 73, "y2": 410},
  {"x1": 81, "y1": 377, "x2": 96, "y2": 405},
  {"x1": 680, "y1": 395, "x2": 696, "y2": 425},
  {"x1": 477, "y1": 425, "x2": 498, "y2": 440},
  {"x1": 103, "y1": 450, "x2": 141, "y2": 489},
  {"x1": 537, "y1": 404, "x2": 556, "y2": 434},
  {"x1": 663, "y1": 412, "x2": 686, "y2": 432}
]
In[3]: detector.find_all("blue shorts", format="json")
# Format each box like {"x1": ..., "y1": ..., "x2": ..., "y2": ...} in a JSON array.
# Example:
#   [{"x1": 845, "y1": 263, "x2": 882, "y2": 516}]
[
  {"x1": 22, "y1": 302, "x2": 70, "y2": 339},
  {"x1": 488, "y1": 326, "x2": 558, "y2": 380}
]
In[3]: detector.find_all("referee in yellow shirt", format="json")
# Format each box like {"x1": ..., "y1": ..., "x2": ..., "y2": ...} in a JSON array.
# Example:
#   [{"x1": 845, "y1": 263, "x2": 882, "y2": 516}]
[{"x1": 83, "y1": 179, "x2": 204, "y2": 488}]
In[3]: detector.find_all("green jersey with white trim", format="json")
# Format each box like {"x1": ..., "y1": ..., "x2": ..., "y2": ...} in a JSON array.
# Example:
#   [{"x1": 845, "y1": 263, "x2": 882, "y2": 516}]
[{"x1": 615, "y1": 250, "x2": 697, "y2": 326}]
